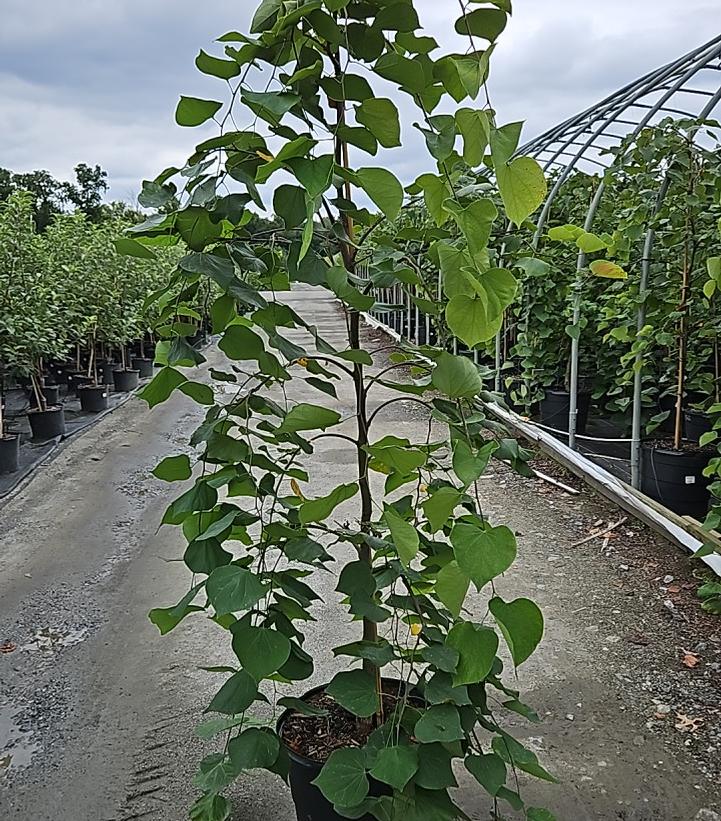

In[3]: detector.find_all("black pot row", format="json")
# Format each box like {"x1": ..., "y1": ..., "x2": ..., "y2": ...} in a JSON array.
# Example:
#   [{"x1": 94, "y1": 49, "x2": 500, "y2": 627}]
[
  {"x1": 535, "y1": 389, "x2": 715, "y2": 520},
  {"x1": 0, "y1": 364, "x2": 150, "y2": 476}
]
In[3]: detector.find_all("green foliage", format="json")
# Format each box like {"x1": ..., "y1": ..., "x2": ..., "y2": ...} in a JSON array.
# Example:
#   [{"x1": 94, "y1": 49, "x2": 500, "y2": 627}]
[{"x1": 136, "y1": 2, "x2": 553, "y2": 819}]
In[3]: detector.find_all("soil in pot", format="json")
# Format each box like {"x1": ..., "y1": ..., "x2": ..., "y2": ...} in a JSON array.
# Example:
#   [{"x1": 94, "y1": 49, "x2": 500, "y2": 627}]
[
  {"x1": 538, "y1": 388, "x2": 591, "y2": 434},
  {"x1": 641, "y1": 439, "x2": 712, "y2": 518},
  {"x1": 113, "y1": 369, "x2": 140, "y2": 393},
  {"x1": 0, "y1": 435, "x2": 20, "y2": 474},
  {"x1": 78, "y1": 385, "x2": 109, "y2": 413},
  {"x1": 684, "y1": 409, "x2": 712, "y2": 443},
  {"x1": 131, "y1": 356, "x2": 154, "y2": 379},
  {"x1": 27, "y1": 406, "x2": 65, "y2": 441},
  {"x1": 278, "y1": 680, "x2": 418, "y2": 821}
]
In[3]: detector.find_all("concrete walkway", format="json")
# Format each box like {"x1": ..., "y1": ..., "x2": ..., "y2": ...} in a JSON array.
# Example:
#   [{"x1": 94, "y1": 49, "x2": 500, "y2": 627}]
[{"x1": 0, "y1": 286, "x2": 718, "y2": 821}]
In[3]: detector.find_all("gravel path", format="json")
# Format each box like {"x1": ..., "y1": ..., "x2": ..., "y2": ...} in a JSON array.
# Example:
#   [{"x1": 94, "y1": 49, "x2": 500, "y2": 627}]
[{"x1": 0, "y1": 286, "x2": 719, "y2": 821}]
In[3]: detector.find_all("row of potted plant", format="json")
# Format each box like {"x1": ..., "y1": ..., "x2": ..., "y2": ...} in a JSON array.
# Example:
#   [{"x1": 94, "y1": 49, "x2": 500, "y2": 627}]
[{"x1": 0, "y1": 191, "x2": 186, "y2": 473}]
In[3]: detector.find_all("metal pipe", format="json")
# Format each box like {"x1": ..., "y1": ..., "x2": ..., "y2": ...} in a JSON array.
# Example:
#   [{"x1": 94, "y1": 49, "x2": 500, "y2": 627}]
[{"x1": 630, "y1": 175, "x2": 671, "y2": 487}]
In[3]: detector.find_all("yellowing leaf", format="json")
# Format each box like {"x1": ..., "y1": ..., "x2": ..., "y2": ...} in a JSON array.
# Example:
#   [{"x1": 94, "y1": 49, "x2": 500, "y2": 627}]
[
  {"x1": 290, "y1": 478, "x2": 306, "y2": 500},
  {"x1": 257, "y1": 150, "x2": 275, "y2": 161},
  {"x1": 590, "y1": 260, "x2": 628, "y2": 280}
]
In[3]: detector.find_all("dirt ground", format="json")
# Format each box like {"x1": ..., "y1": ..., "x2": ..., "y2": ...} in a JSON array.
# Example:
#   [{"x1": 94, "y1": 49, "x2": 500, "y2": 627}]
[{"x1": 0, "y1": 287, "x2": 719, "y2": 821}]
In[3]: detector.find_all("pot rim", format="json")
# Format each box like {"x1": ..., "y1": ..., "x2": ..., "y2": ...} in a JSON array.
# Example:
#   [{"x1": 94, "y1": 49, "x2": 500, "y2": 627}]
[
  {"x1": 27, "y1": 405, "x2": 64, "y2": 416},
  {"x1": 641, "y1": 441, "x2": 709, "y2": 458}
]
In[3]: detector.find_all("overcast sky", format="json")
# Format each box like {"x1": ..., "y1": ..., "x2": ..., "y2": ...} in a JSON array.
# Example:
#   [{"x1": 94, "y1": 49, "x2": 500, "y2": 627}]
[{"x1": 0, "y1": 1, "x2": 718, "y2": 203}]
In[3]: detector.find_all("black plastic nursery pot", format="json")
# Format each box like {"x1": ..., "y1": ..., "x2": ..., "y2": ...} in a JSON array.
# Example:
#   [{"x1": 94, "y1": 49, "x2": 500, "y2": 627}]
[
  {"x1": 78, "y1": 385, "x2": 109, "y2": 413},
  {"x1": 131, "y1": 357, "x2": 154, "y2": 379},
  {"x1": 29, "y1": 384, "x2": 60, "y2": 408},
  {"x1": 538, "y1": 388, "x2": 591, "y2": 435},
  {"x1": 27, "y1": 406, "x2": 65, "y2": 441},
  {"x1": 113, "y1": 369, "x2": 140, "y2": 393},
  {"x1": 54, "y1": 364, "x2": 74, "y2": 385},
  {"x1": 684, "y1": 410, "x2": 712, "y2": 443},
  {"x1": 99, "y1": 361, "x2": 117, "y2": 385},
  {"x1": 0, "y1": 435, "x2": 20, "y2": 475},
  {"x1": 278, "y1": 680, "x2": 417, "y2": 821},
  {"x1": 640, "y1": 442, "x2": 711, "y2": 518},
  {"x1": 72, "y1": 375, "x2": 94, "y2": 396}
]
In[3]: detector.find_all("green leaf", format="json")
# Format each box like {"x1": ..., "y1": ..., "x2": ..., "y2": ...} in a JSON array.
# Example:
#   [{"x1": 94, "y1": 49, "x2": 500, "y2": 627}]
[
  {"x1": 451, "y1": 522, "x2": 517, "y2": 589},
  {"x1": 153, "y1": 454, "x2": 192, "y2": 482},
  {"x1": 228, "y1": 728, "x2": 279, "y2": 770},
  {"x1": 180, "y1": 381, "x2": 214, "y2": 405},
  {"x1": 195, "y1": 715, "x2": 245, "y2": 740},
  {"x1": 465, "y1": 753, "x2": 506, "y2": 797},
  {"x1": 312, "y1": 748, "x2": 369, "y2": 808},
  {"x1": 149, "y1": 583, "x2": 204, "y2": 635},
  {"x1": 193, "y1": 755, "x2": 236, "y2": 794},
  {"x1": 195, "y1": 49, "x2": 241, "y2": 79},
  {"x1": 139, "y1": 367, "x2": 187, "y2": 408},
  {"x1": 242, "y1": 90, "x2": 299, "y2": 125},
  {"x1": 435, "y1": 561, "x2": 470, "y2": 617},
  {"x1": 452, "y1": 440, "x2": 497, "y2": 487},
  {"x1": 446, "y1": 622, "x2": 498, "y2": 685},
  {"x1": 176, "y1": 96, "x2": 222, "y2": 127},
  {"x1": 419, "y1": 646, "x2": 457, "y2": 678},
  {"x1": 422, "y1": 487, "x2": 462, "y2": 532},
  {"x1": 590, "y1": 260, "x2": 628, "y2": 279},
  {"x1": 492, "y1": 734, "x2": 558, "y2": 783},
  {"x1": 575, "y1": 231, "x2": 607, "y2": 253},
  {"x1": 280, "y1": 403, "x2": 341, "y2": 433},
  {"x1": 446, "y1": 294, "x2": 502, "y2": 348},
  {"x1": 444, "y1": 198, "x2": 497, "y2": 261},
  {"x1": 287, "y1": 155, "x2": 335, "y2": 199},
  {"x1": 326, "y1": 670, "x2": 379, "y2": 718},
  {"x1": 375, "y1": 2, "x2": 420, "y2": 31},
  {"x1": 431, "y1": 352, "x2": 481, "y2": 399},
  {"x1": 414, "y1": 704, "x2": 464, "y2": 743},
  {"x1": 232, "y1": 626, "x2": 291, "y2": 680},
  {"x1": 356, "y1": 168, "x2": 403, "y2": 222},
  {"x1": 415, "y1": 742, "x2": 458, "y2": 790},
  {"x1": 384, "y1": 506, "x2": 419, "y2": 565},
  {"x1": 333, "y1": 640, "x2": 397, "y2": 667},
  {"x1": 370, "y1": 746, "x2": 418, "y2": 791},
  {"x1": 527, "y1": 809, "x2": 558, "y2": 821},
  {"x1": 496, "y1": 156, "x2": 547, "y2": 227},
  {"x1": 299, "y1": 482, "x2": 359, "y2": 524},
  {"x1": 219, "y1": 325, "x2": 265, "y2": 360},
  {"x1": 189, "y1": 792, "x2": 231, "y2": 821},
  {"x1": 206, "y1": 670, "x2": 257, "y2": 714},
  {"x1": 274, "y1": 185, "x2": 308, "y2": 229},
  {"x1": 336, "y1": 124, "x2": 378, "y2": 155},
  {"x1": 548, "y1": 223, "x2": 583, "y2": 242},
  {"x1": 490, "y1": 121, "x2": 523, "y2": 165},
  {"x1": 415, "y1": 174, "x2": 450, "y2": 226},
  {"x1": 176, "y1": 207, "x2": 223, "y2": 251},
  {"x1": 356, "y1": 98, "x2": 401, "y2": 148},
  {"x1": 114, "y1": 237, "x2": 157, "y2": 260},
  {"x1": 455, "y1": 108, "x2": 490, "y2": 166},
  {"x1": 489, "y1": 596, "x2": 544, "y2": 667},
  {"x1": 277, "y1": 697, "x2": 328, "y2": 717},
  {"x1": 455, "y1": 8, "x2": 508, "y2": 41},
  {"x1": 250, "y1": 0, "x2": 282, "y2": 32},
  {"x1": 206, "y1": 565, "x2": 266, "y2": 616}
]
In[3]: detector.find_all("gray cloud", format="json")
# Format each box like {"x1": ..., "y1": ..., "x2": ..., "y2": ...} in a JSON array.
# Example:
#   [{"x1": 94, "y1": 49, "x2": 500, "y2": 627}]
[{"x1": 0, "y1": 1, "x2": 717, "y2": 201}]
